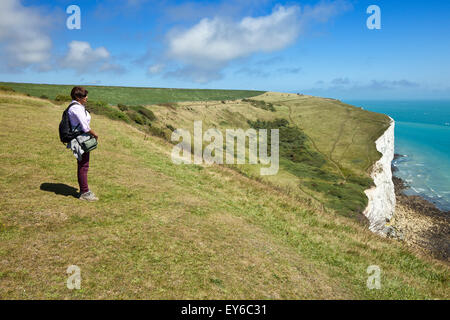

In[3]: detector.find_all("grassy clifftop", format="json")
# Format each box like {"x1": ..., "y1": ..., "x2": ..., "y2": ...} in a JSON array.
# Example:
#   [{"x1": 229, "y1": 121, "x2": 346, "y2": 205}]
[
  {"x1": 148, "y1": 91, "x2": 391, "y2": 218},
  {"x1": 0, "y1": 82, "x2": 265, "y2": 106},
  {"x1": 0, "y1": 88, "x2": 448, "y2": 299}
]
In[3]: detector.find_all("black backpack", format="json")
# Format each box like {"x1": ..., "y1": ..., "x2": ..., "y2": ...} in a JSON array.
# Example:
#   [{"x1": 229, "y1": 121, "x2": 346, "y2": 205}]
[{"x1": 59, "y1": 102, "x2": 81, "y2": 143}]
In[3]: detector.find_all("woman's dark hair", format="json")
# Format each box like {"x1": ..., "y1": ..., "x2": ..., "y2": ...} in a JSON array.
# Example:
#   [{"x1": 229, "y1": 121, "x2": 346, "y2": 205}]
[{"x1": 71, "y1": 86, "x2": 88, "y2": 101}]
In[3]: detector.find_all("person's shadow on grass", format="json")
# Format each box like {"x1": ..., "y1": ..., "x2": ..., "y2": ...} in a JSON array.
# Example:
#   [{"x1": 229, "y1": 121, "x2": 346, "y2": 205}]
[{"x1": 40, "y1": 183, "x2": 79, "y2": 198}]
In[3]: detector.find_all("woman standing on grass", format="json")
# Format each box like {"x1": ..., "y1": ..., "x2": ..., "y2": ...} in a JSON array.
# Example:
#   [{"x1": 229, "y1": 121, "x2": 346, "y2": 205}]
[{"x1": 68, "y1": 86, "x2": 99, "y2": 201}]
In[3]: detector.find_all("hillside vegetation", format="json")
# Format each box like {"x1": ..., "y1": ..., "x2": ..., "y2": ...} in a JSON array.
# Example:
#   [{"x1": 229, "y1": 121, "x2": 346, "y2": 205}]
[
  {"x1": 0, "y1": 87, "x2": 448, "y2": 299},
  {"x1": 148, "y1": 91, "x2": 391, "y2": 219}
]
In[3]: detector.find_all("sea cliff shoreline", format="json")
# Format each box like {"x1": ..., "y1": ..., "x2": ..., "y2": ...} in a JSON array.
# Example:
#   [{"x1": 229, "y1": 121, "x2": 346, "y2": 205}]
[
  {"x1": 363, "y1": 117, "x2": 449, "y2": 262},
  {"x1": 390, "y1": 155, "x2": 449, "y2": 261}
]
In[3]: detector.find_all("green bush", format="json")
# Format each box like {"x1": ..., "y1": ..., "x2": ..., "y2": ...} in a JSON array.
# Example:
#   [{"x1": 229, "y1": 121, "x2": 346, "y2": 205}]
[
  {"x1": 243, "y1": 99, "x2": 275, "y2": 112},
  {"x1": 247, "y1": 118, "x2": 325, "y2": 167},
  {"x1": 129, "y1": 105, "x2": 156, "y2": 121},
  {"x1": 117, "y1": 103, "x2": 128, "y2": 111},
  {"x1": 55, "y1": 94, "x2": 72, "y2": 102},
  {"x1": 40, "y1": 95, "x2": 49, "y2": 99},
  {"x1": 147, "y1": 124, "x2": 167, "y2": 139},
  {"x1": 86, "y1": 100, "x2": 131, "y2": 123},
  {"x1": 128, "y1": 111, "x2": 146, "y2": 125},
  {"x1": 86, "y1": 101, "x2": 155, "y2": 126},
  {"x1": 0, "y1": 85, "x2": 15, "y2": 92},
  {"x1": 306, "y1": 179, "x2": 368, "y2": 216},
  {"x1": 346, "y1": 173, "x2": 373, "y2": 189},
  {"x1": 86, "y1": 100, "x2": 107, "y2": 110}
]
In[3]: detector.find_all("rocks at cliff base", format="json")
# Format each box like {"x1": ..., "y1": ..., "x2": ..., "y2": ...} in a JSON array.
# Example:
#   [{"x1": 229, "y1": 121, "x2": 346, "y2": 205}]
[{"x1": 384, "y1": 225, "x2": 404, "y2": 240}]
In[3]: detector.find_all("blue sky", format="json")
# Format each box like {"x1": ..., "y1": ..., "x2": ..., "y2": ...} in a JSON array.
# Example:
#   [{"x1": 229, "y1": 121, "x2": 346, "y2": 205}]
[{"x1": 1, "y1": 0, "x2": 449, "y2": 99}]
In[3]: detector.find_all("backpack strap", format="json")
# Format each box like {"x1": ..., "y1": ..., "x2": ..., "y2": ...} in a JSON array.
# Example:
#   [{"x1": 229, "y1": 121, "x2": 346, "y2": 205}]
[{"x1": 66, "y1": 102, "x2": 81, "y2": 132}]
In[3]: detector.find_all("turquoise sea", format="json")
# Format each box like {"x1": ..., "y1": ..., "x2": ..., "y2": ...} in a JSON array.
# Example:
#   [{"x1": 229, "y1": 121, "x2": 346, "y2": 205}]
[{"x1": 344, "y1": 100, "x2": 450, "y2": 212}]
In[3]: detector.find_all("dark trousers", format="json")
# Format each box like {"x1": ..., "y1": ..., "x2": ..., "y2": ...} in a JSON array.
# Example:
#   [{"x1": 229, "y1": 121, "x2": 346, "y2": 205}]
[{"x1": 77, "y1": 152, "x2": 90, "y2": 194}]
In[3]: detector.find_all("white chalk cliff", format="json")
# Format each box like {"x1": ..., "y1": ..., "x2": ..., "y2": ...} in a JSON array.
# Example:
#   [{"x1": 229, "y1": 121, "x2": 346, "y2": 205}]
[{"x1": 363, "y1": 117, "x2": 396, "y2": 235}]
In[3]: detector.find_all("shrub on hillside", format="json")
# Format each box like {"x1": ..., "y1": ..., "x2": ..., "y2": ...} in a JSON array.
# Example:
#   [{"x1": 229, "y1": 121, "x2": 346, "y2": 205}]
[
  {"x1": 127, "y1": 111, "x2": 146, "y2": 125},
  {"x1": 86, "y1": 100, "x2": 131, "y2": 123},
  {"x1": 243, "y1": 99, "x2": 275, "y2": 112},
  {"x1": 0, "y1": 85, "x2": 15, "y2": 92},
  {"x1": 247, "y1": 118, "x2": 326, "y2": 167},
  {"x1": 147, "y1": 124, "x2": 167, "y2": 139},
  {"x1": 129, "y1": 105, "x2": 156, "y2": 121},
  {"x1": 55, "y1": 94, "x2": 72, "y2": 102},
  {"x1": 158, "y1": 102, "x2": 177, "y2": 110},
  {"x1": 117, "y1": 103, "x2": 128, "y2": 111}
]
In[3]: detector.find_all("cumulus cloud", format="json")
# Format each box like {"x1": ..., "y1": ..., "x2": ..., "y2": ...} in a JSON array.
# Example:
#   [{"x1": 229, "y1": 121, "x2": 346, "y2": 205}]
[
  {"x1": 164, "y1": 1, "x2": 350, "y2": 83},
  {"x1": 167, "y1": 6, "x2": 300, "y2": 70},
  {"x1": 0, "y1": 0, "x2": 53, "y2": 70},
  {"x1": 61, "y1": 41, "x2": 124, "y2": 74}
]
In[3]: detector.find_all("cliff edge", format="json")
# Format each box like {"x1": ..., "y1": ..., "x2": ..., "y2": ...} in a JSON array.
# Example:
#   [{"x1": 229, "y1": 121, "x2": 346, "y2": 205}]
[{"x1": 363, "y1": 117, "x2": 396, "y2": 235}]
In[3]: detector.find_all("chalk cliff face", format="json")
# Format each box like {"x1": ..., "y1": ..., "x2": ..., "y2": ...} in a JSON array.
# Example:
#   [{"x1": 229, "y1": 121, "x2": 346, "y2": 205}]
[{"x1": 363, "y1": 117, "x2": 396, "y2": 235}]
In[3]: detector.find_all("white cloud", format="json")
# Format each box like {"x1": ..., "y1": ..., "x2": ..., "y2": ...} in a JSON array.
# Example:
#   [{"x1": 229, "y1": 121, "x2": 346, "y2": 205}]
[
  {"x1": 301, "y1": 0, "x2": 351, "y2": 23},
  {"x1": 148, "y1": 63, "x2": 165, "y2": 74},
  {"x1": 61, "y1": 41, "x2": 123, "y2": 74},
  {"x1": 168, "y1": 5, "x2": 300, "y2": 68},
  {"x1": 0, "y1": 0, "x2": 52, "y2": 70},
  {"x1": 63, "y1": 41, "x2": 109, "y2": 64},
  {"x1": 165, "y1": 1, "x2": 350, "y2": 82}
]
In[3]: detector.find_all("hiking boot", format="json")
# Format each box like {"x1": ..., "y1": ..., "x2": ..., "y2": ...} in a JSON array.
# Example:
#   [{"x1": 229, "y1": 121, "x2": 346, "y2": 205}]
[{"x1": 79, "y1": 191, "x2": 99, "y2": 201}]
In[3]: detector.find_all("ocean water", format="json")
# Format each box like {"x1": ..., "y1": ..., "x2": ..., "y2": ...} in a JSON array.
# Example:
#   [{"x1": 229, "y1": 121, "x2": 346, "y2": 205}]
[{"x1": 344, "y1": 100, "x2": 450, "y2": 212}]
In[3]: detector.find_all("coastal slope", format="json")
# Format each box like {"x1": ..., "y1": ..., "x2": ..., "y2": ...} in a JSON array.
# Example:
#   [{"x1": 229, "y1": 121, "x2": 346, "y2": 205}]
[
  {"x1": 150, "y1": 91, "x2": 393, "y2": 220},
  {"x1": 0, "y1": 88, "x2": 448, "y2": 299}
]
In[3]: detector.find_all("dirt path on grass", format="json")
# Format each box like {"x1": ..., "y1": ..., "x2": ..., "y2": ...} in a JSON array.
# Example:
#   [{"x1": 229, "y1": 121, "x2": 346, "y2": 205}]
[{"x1": 286, "y1": 103, "x2": 347, "y2": 180}]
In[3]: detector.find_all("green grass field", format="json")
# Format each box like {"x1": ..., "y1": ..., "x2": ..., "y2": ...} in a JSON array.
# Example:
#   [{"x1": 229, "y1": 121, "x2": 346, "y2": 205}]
[
  {"x1": 0, "y1": 82, "x2": 264, "y2": 105},
  {"x1": 0, "y1": 87, "x2": 448, "y2": 299}
]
